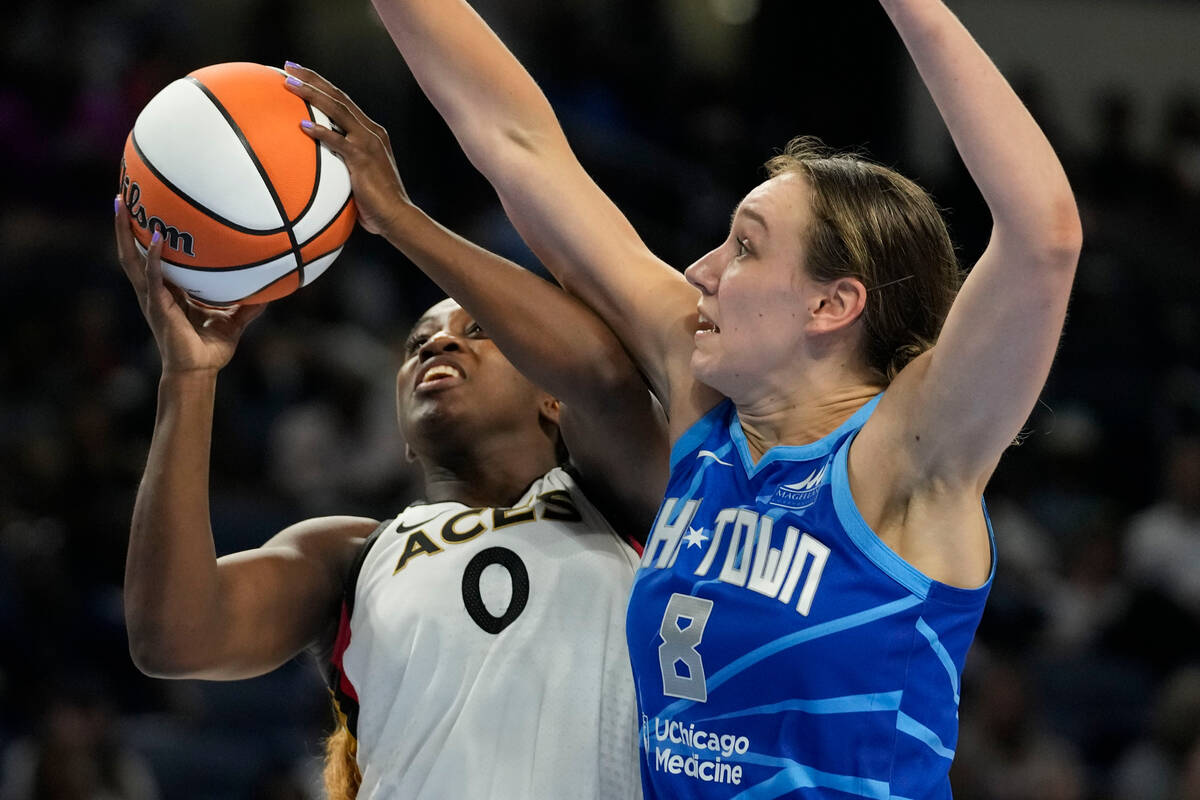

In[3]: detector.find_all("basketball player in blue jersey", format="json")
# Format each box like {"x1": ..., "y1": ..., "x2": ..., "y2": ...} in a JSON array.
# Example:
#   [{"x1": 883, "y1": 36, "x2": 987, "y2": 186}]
[
  {"x1": 341, "y1": 0, "x2": 1083, "y2": 796},
  {"x1": 115, "y1": 113, "x2": 668, "y2": 795}
]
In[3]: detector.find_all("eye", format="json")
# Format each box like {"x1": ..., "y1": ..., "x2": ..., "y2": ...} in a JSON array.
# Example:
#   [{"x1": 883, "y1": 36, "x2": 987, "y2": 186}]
[
  {"x1": 404, "y1": 333, "x2": 429, "y2": 356},
  {"x1": 736, "y1": 238, "x2": 750, "y2": 258},
  {"x1": 465, "y1": 321, "x2": 487, "y2": 338}
]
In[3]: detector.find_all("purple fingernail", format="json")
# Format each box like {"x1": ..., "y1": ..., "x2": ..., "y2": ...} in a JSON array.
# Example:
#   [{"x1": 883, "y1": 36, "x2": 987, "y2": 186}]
[
  {"x1": 286, "y1": 75, "x2": 302, "y2": 87},
  {"x1": 300, "y1": 119, "x2": 314, "y2": 129},
  {"x1": 285, "y1": 60, "x2": 301, "y2": 70},
  {"x1": 114, "y1": 195, "x2": 121, "y2": 215},
  {"x1": 151, "y1": 230, "x2": 162, "y2": 245}
]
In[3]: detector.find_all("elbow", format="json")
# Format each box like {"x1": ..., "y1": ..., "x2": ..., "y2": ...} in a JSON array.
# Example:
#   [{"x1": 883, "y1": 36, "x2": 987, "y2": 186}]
[
  {"x1": 1047, "y1": 199, "x2": 1084, "y2": 265},
  {"x1": 501, "y1": 121, "x2": 541, "y2": 156},
  {"x1": 127, "y1": 624, "x2": 181, "y2": 678},
  {"x1": 128, "y1": 636, "x2": 177, "y2": 679},
  {"x1": 126, "y1": 617, "x2": 207, "y2": 679},
  {"x1": 1033, "y1": 197, "x2": 1084, "y2": 271},
  {"x1": 997, "y1": 196, "x2": 1083, "y2": 275}
]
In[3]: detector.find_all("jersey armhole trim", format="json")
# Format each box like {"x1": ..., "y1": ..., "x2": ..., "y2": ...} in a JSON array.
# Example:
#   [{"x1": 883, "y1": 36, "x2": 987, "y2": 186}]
[
  {"x1": 831, "y1": 433, "x2": 997, "y2": 605},
  {"x1": 669, "y1": 399, "x2": 732, "y2": 472},
  {"x1": 344, "y1": 519, "x2": 391, "y2": 616},
  {"x1": 550, "y1": 466, "x2": 643, "y2": 562}
]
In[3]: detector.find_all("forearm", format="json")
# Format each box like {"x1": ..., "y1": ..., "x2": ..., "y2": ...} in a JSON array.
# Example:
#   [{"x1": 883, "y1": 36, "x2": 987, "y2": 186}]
[
  {"x1": 349, "y1": 3, "x2": 695, "y2": 401},
  {"x1": 124, "y1": 370, "x2": 226, "y2": 674},
  {"x1": 382, "y1": 202, "x2": 636, "y2": 397},
  {"x1": 364, "y1": 0, "x2": 654, "y2": 327},
  {"x1": 881, "y1": 0, "x2": 1080, "y2": 254},
  {"x1": 370, "y1": 0, "x2": 564, "y2": 172}
]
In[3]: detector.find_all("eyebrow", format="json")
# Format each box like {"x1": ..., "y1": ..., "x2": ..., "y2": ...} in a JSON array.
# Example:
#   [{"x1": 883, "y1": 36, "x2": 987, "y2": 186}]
[
  {"x1": 407, "y1": 318, "x2": 432, "y2": 338},
  {"x1": 731, "y1": 205, "x2": 770, "y2": 233}
]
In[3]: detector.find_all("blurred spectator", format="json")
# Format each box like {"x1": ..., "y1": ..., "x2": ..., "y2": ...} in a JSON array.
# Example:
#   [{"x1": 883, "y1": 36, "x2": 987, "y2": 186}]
[
  {"x1": 1111, "y1": 667, "x2": 1200, "y2": 800},
  {"x1": 952, "y1": 655, "x2": 1086, "y2": 800},
  {"x1": 1124, "y1": 434, "x2": 1200, "y2": 618},
  {"x1": 1043, "y1": 515, "x2": 1129, "y2": 657},
  {"x1": 0, "y1": 677, "x2": 158, "y2": 800},
  {"x1": 3, "y1": 0, "x2": 1200, "y2": 797}
]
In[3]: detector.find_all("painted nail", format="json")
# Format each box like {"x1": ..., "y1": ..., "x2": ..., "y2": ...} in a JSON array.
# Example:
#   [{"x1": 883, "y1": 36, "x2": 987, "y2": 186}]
[
  {"x1": 285, "y1": 75, "x2": 302, "y2": 87},
  {"x1": 114, "y1": 195, "x2": 121, "y2": 215},
  {"x1": 151, "y1": 230, "x2": 162, "y2": 245},
  {"x1": 284, "y1": 60, "x2": 301, "y2": 70},
  {"x1": 300, "y1": 119, "x2": 314, "y2": 129}
]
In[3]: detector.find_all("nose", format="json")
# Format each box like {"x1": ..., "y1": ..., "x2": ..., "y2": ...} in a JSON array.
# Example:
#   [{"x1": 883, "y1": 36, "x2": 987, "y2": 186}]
[
  {"x1": 418, "y1": 330, "x2": 462, "y2": 361},
  {"x1": 684, "y1": 245, "x2": 722, "y2": 296}
]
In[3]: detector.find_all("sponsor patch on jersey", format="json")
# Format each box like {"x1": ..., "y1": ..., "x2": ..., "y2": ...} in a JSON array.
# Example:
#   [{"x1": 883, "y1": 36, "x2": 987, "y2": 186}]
[{"x1": 768, "y1": 462, "x2": 828, "y2": 510}]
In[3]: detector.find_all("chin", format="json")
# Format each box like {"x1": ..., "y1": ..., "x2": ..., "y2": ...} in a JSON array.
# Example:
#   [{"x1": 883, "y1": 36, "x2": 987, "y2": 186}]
[{"x1": 690, "y1": 353, "x2": 733, "y2": 397}]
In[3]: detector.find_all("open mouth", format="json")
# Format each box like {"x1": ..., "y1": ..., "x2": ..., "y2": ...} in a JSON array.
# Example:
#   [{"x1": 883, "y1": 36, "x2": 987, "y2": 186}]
[
  {"x1": 415, "y1": 361, "x2": 466, "y2": 391},
  {"x1": 696, "y1": 312, "x2": 720, "y2": 335}
]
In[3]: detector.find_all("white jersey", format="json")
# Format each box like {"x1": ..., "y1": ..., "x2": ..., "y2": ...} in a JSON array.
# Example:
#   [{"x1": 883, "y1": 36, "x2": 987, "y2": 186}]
[{"x1": 329, "y1": 467, "x2": 642, "y2": 799}]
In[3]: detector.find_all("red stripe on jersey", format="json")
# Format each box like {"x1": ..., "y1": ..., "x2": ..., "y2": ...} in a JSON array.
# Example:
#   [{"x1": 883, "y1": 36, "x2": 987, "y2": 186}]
[{"x1": 330, "y1": 601, "x2": 360, "y2": 705}]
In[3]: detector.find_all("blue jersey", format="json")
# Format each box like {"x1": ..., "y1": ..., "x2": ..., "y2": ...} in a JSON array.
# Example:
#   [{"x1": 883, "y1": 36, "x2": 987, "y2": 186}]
[{"x1": 626, "y1": 396, "x2": 993, "y2": 800}]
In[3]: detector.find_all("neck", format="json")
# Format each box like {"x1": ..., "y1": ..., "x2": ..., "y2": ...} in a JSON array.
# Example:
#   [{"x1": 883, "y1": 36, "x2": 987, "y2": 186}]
[
  {"x1": 733, "y1": 368, "x2": 883, "y2": 462},
  {"x1": 416, "y1": 430, "x2": 559, "y2": 508}
]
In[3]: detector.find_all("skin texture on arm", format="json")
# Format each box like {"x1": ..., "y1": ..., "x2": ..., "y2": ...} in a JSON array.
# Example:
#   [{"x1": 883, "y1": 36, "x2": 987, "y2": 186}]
[
  {"x1": 348, "y1": 4, "x2": 715, "y2": 431},
  {"x1": 851, "y1": 0, "x2": 1082, "y2": 587},
  {"x1": 116, "y1": 204, "x2": 375, "y2": 680},
  {"x1": 282, "y1": 67, "x2": 670, "y2": 537}
]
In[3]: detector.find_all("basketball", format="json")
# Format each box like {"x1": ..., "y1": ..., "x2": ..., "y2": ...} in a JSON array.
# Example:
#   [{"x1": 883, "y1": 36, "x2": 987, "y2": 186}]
[{"x1": 118, "y1": 62, "x2": 357, "y2": 306}]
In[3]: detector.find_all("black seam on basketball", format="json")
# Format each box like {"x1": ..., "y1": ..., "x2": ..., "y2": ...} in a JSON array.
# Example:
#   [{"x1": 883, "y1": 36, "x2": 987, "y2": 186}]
[
  {"x1": 156, "y1": 248, "x2": 296, "y2": 272},
  {"x1": 300, "y1": 243, "x2": 347, "y2": 267},
  {"x1": 192, "y1": 265, "x2": 304, "y2": 306},
  {"x1": 290, "y1": 99, "x2": 322, "y2": 226},
  {"x1": 297, "y1": 193, "x2": 353, "y2": 248},
  {"x1": 186, "y1": 76, "x2": 304, "y2": 277},
  {"x1": 130, "y1": 132, "x2": 287, "y2": 236}
]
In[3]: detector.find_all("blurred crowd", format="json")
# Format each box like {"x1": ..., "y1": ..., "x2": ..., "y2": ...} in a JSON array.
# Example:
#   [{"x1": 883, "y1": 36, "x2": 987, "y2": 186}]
[{"x1": 1, "y1": 1, "x2": 1198, "y2": 798}]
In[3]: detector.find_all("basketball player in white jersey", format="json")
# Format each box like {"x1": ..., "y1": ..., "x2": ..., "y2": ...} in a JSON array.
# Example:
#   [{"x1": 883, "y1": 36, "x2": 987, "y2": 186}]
[{"x1": 116, "y1": 105, "x2": 667, "y2": 796}]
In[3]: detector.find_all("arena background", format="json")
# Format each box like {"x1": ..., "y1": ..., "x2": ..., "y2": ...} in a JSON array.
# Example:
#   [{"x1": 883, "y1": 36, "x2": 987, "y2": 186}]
[{"x1": 1, "y1": 0, "x2": 1198, "y2": 798}]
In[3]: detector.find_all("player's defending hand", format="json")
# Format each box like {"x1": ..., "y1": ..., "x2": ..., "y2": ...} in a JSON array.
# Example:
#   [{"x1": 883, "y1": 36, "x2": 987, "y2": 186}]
[
  {"x1": 282, "y1": 63, "x2": 410, "y2": 237},
  {"x1": 115, "y1": 200, "x2": 265, "y2": 374}
]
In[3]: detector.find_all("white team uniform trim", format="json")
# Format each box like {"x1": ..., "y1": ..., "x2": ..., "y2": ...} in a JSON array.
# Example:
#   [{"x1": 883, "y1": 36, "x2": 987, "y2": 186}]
[{"x1": 343, "y1": 467, "x2": 643, "y2": 799}]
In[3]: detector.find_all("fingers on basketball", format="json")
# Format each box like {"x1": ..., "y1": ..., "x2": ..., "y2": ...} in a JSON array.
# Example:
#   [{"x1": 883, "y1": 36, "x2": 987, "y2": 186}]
[{"x1": 114, "y1": 201, "x2": 146, "y2": 290}]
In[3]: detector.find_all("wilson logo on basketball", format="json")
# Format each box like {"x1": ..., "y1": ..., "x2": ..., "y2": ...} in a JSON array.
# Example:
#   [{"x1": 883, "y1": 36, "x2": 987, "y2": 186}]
[{"x1": 119, "y1": 160, "x2": 196, "y2": 257}]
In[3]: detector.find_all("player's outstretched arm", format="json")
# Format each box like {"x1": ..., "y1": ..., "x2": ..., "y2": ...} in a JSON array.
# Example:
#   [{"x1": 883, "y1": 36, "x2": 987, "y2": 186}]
[
  {"x1": 863, "y1": 0, "x2": 1082, "y2": 492},
  {"x1": 286, "y1": 69, "x2": 669, "y2": 536},
  {"x1": 116, "y1": 205, "x2": 374, "y2": 680},
  {"x1": 288, "y1": 2, "x2": 710, "y2": 429}
]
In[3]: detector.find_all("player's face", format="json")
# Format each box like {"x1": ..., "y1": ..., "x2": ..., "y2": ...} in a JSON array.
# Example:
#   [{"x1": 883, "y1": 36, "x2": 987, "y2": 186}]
[
  {"x1": 396, "y1": 299, "x2": 552, "y2": 447},
  {"x1": 682, "y1": 172, "x2": 818, "y2": 401}
]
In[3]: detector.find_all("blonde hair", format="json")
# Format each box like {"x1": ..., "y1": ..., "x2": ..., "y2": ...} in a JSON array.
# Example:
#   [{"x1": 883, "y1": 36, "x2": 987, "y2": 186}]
[
  {"x1": 765, "y1": 136, "x2": 962, "y2": 382},
  {"x1": 322, "y1": 715, "x2": 362, "y2": 800}
]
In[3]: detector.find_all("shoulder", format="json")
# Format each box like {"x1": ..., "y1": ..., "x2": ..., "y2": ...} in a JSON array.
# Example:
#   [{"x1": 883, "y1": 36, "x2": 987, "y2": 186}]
[
  {"x1": 264, "y1": 515, "x2": 381, "y2": 549},
  {"x1": 261, "y1": 515, "x2": 382, "y2": 585}
]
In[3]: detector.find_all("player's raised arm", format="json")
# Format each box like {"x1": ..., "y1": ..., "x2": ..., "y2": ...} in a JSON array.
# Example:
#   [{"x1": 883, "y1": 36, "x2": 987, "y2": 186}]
[
  {"x1": 864, "y1": 0, "x2": 1082, "y2": 491},
  {"x1": 287, "y1": 2, "x2": 707, "y2": 426},
  {"x1": 285, "y1": 68, "x2": 669, "y2": 536},
  {"x1": 116, "y1": 204, "x2": 373, "y2": 680}
]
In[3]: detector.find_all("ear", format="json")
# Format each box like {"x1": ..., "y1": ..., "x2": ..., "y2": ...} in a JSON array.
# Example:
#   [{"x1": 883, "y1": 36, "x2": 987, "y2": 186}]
[
  {"x1": 404, "y1": 442, "x2": 418, "y2": 463},
  {"x1": 538, "y1": 395, "x2": 562, "y2": 425},
  {"x1": 806, "y1": 276, "x2": 867, "y2": 334}
]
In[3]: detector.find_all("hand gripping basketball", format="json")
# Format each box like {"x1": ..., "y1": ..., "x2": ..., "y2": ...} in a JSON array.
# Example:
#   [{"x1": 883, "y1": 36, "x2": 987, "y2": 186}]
[
  {"x1": 115, "y1": 199, "x2": 265, "y2": 373},
  {"x1": 282, "y1": 63, "x2": 411, "y2": 238}
]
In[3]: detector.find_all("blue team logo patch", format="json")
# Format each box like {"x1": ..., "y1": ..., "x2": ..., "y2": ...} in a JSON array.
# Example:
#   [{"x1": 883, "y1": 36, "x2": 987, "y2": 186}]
[{"x1": 768, "y1": 463, "x2": 828, "y2": 510}]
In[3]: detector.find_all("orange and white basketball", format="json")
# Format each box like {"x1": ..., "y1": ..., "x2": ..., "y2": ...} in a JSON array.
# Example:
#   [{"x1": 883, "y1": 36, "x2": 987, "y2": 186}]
[{"x1": 118, "y1": 62, "x2": 357, "y2": 306}]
